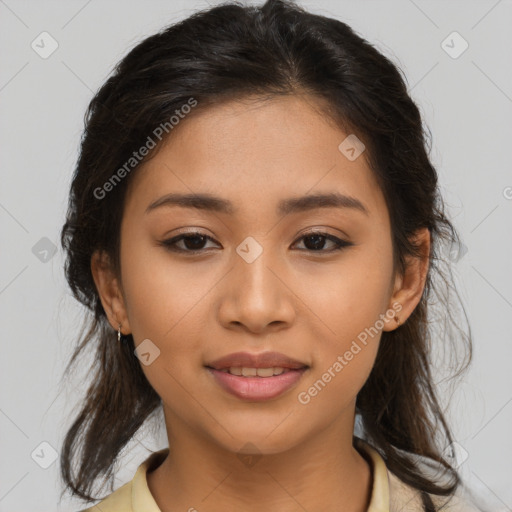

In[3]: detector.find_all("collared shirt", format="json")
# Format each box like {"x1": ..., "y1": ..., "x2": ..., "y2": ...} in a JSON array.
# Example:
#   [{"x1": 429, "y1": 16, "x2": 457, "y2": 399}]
[{"x1": 80, "y1": 438, "x2": 481, "y2": 511}]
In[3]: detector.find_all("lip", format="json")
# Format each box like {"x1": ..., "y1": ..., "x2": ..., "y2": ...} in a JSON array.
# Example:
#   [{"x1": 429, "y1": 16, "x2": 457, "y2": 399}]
[
  {"x1": 207, "y1": 367, "x2": 308, "y2": 401},
  {"x1": 205, "y1": 351, "x2": 309, "y2": 402},
  {"x1": 205, "y1": 351, "x2": 308, "y2": 370}
]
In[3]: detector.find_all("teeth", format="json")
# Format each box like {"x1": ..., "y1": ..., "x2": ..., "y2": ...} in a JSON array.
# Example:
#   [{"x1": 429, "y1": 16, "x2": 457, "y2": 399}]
[
  {"x1": 241, "y1": 367, "x2": 258, "y2": 377},
  {"x1": 218, "y1": 367, "x2": 290, "y2": 377},
  {"x1": 253, "y1": 367, "x2": 274, "y2": 377}
]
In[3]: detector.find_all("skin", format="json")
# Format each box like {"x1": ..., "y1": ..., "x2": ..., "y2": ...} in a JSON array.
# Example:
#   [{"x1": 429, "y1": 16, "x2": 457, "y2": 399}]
[{"x1": 92, "y1": 94, "x2": 430, "y2": 512}]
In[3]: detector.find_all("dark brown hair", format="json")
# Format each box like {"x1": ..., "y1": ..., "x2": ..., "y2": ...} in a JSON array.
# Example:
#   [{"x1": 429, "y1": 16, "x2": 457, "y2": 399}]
[{"x1": 59, "y1": 0, "x2": 473, "y2": 505}]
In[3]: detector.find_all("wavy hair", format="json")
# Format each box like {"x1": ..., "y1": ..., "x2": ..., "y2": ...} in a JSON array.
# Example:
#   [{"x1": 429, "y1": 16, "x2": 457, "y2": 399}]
[{"x1": 59, "y1": 0, "x2": 472, "y2": 505}]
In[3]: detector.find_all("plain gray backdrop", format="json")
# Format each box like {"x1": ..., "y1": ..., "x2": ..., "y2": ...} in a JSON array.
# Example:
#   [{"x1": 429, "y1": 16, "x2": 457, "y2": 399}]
[{"x1": 1, "y1": 0, "x2": 511, "y2": 510}]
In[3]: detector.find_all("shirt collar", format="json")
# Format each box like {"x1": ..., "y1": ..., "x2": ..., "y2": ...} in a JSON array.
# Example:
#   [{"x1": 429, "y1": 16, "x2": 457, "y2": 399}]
[
  {"x1": 132, "y1": 449, "x2": 168, "y2": 512},
  {"x1": 354, "y1": 436, "x2": 391, "y2": 511}
]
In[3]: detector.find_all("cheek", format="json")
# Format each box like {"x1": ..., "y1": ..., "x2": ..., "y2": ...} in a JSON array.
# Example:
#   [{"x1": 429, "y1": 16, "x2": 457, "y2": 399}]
[
  {"x1": 120, "y1": 229, "x2": 211, "y2": 341},
  {"x1": 302, "y1": 246, "x2": 394, "y2": 343},
  {"x1": 296, "y1": 245, "x2": 393, "y2": 400},
  {"x1": 119, "y1": 234, "x2": 222, "y2": 393},
  {"x1": 119, "y1": 241, "x2": 213, "y2": 401}
]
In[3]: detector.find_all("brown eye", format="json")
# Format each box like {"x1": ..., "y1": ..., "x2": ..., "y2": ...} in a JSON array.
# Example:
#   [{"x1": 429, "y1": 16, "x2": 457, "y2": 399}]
[
  {"x1": 292, "y1": 232, "x2": 353, "y2": 252},
  {"x1": 159, "y1": 230, "x2": 352, "y2": 255},
  {"x1": 179, "y1": 234, "x2": 209, "y2": 251},
  {"x1": 159, "y1": 232, "x2": 220, "y2": 253}
]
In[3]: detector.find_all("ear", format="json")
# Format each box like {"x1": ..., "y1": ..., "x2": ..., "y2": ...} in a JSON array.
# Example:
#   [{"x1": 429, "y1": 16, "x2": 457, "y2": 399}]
[
  {"x1": 90, "y1": 249, "x2": 131, "y2": 335},
  {"x1": 382, "y1": 227, "x2": 430, "y2": 332}
]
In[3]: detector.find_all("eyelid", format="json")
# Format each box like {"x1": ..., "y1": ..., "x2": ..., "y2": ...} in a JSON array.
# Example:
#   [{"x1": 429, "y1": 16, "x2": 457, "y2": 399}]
[
  {"x1": 158, "y1": 230, "x2": 219, "y2": 253},
  {"x1": 291, "y1": 231, "x2": 352, "y2": 252},
  {"x1": 158, "y1": 228, "x2": 353, "y2": 254}
]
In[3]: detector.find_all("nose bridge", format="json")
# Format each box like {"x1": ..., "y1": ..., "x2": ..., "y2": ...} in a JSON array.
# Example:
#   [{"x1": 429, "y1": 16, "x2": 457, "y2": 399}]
[
  {"x1": 218, "y1": 234, "x2": 295, "y2": 331},
  {"x1": 235, "y1": 234, "x2": 281, "y2": 303}
]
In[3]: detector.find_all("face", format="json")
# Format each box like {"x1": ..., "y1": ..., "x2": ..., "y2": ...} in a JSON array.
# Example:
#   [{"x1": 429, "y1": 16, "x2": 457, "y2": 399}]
[{"x1": 95, "y1": 94, "x2": 418, "y2": 455}]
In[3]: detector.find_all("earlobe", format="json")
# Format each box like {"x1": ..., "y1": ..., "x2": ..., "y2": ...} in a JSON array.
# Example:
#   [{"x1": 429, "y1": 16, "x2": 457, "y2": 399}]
[
  {"x1": 90, "y1": 250, "x2": 131, "y2": 334},
  {"x1": 383, "y1": 228, "x2": 430, "y2": 332}
]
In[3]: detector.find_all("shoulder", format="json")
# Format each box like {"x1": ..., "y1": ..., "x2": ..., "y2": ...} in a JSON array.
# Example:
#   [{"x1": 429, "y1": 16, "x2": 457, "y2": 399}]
[
  {"x1": 77, "y1": 448, "x2": 169, "y2": 512},
  {"x1": 388, "y1": 470, "x2": 484, "y2": 512},
  {"x1": 78, "y1": 480, "x2": 132, "y2": 512}
]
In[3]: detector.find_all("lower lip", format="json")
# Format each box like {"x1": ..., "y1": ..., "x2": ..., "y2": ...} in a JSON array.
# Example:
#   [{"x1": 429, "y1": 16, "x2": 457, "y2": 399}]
[{"x1": 207, "y1": 367, "x2": 307, "y2": 401}]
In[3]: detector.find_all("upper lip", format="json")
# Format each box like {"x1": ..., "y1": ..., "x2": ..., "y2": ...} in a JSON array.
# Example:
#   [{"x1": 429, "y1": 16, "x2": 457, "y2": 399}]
[{"x1": 206, "y1": 351, "x2": 308, "y2": 370}]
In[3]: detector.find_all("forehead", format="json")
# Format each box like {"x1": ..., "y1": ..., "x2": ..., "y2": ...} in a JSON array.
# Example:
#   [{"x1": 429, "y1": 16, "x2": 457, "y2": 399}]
[{"x1": 124, "y1": 95, "x2": 387, "y2": 219}]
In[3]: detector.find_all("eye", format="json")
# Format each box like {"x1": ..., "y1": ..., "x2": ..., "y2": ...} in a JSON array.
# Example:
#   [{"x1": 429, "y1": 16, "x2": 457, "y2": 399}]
[
  {"x1": 159, "y1": 230, "x2": 352, "y2": 254},
  {"x1": 292, "y1": 231, "x2": 353, "y2": 253},
  {"x1": 158, "y1": 232, "x2": 220, "y2": 253}
]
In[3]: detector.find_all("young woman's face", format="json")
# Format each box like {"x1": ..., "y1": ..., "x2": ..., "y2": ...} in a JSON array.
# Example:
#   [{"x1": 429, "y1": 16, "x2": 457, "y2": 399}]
[{"x1": 116, "y1": 94, "x2": 402, "y2": 454}]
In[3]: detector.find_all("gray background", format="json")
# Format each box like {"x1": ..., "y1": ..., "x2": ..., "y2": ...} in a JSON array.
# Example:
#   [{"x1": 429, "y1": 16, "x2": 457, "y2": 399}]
[{"x1": 1, "y1": 0, "x2": 511, "y2": 510}]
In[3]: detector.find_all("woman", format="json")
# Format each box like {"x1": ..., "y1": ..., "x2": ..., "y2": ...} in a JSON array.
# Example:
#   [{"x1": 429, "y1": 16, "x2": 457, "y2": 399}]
[{"x1": 59, "y1": 0, "x2": 483, "y2": 510}]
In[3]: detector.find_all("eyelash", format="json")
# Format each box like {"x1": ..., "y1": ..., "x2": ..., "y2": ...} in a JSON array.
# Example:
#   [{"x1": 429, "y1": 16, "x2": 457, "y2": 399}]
[{"x1": 158, "y1": 230, "x2": 353, "y2": 254}]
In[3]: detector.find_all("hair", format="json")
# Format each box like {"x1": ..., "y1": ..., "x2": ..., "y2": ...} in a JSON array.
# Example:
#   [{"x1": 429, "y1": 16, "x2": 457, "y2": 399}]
[{"x1": 59, "y1": 0, "x2": 473, "y2": 506}]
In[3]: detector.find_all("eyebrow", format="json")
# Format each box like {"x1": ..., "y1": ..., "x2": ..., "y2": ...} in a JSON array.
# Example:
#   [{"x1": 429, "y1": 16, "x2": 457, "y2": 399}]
[{"x1": 145, "y1": 192, "x2": 369, "y2": 216}]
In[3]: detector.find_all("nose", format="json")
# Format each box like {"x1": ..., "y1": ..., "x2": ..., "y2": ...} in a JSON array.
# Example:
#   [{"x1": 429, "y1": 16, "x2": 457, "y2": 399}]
[{"x1": 217, "y1": 247, "x2": 296, "y2": 335}]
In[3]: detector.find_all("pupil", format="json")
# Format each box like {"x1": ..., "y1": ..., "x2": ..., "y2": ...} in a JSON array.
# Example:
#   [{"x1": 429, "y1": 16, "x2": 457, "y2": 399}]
[
  {"x1": 184, "y1": 235, "x2": 206, "y2": 250},
  {"x1": 181, "y1": 234, "x2": 328, "y2": 251},
  {"x1": 305, "y1": 234, "x2": 325, "y2": 250}
]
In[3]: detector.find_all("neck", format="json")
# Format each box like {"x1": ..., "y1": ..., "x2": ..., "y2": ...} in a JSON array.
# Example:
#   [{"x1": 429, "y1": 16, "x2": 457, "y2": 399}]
[{"x1": 147, "y1": 408, "x2": 372, "y2": 512}]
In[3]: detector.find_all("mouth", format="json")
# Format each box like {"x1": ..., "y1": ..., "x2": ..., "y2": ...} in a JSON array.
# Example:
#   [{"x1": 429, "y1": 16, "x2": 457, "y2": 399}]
[
  {"x1": 205, "y1": 350, "x2": 308, "y2": 371},
  {"x1": 205, "y1": 351, "x2": 309, "y2": 401},
  {"x1": 209, "y1": 366, "x2": 304, "y2": 377}
]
